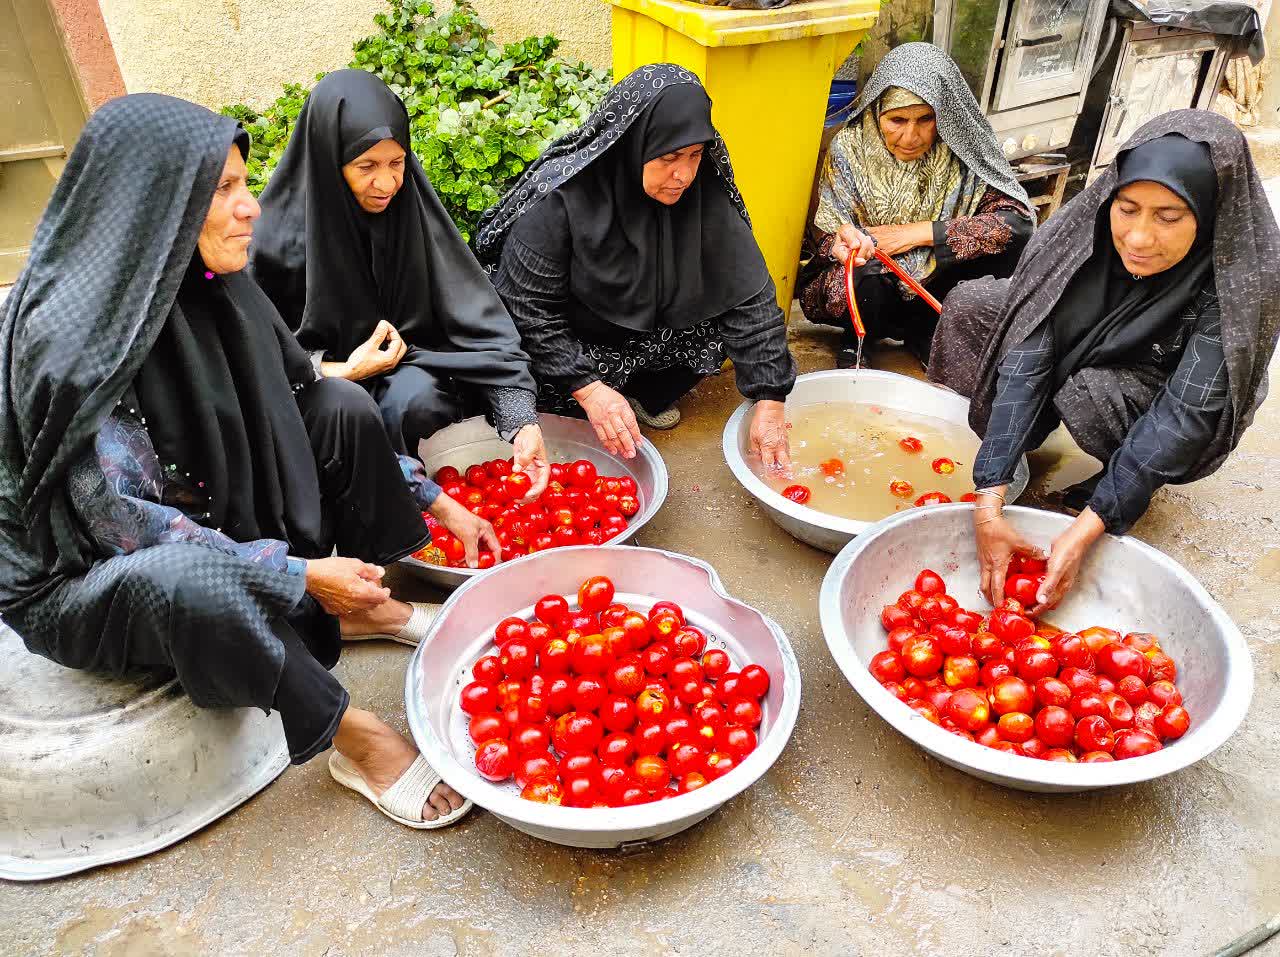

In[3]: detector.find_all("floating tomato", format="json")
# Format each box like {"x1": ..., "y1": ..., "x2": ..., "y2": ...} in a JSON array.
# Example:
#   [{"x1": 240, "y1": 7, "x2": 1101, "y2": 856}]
[
  {"x1": 931, "y1": 457, "x2": 956, "y2": 475},
  {"x1": 899, "y1": 436, "x2": 923, "y2": 453},
  {"x1": 819, "y1": 458, "x2": 845, "y2": 477},
  {"x1": 781, "y1": 484, "x2": 811, "y2": 504},
  {"x1": 914, "y1": 492, "x2": 953, "y2": 507},
  {"x1": 889, "y1": 480, "x2": 915, "y2": 498}
]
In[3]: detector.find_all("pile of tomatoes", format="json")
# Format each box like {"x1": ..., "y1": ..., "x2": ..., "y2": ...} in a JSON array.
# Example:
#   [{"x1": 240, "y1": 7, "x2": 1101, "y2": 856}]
[
  {"x1": 869, "y1": 564, "x2": 1192, "y2": 762},
  {"x1": 779, "y1": 436, "x2": 974, "y2": 509},
  {"x1": 412, "y1": 458, "x2": 640, "y2": 569},
  {"x1": 458, "y1": 575, "x2": 772, "y2": 806}
]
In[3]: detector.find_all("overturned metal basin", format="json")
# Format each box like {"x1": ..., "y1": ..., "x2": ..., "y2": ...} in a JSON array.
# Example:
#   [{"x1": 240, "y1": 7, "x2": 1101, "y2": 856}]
[
  {"x1": 722, "y1": 369, "x2": 1030, "y2": 554},
  {"x1": 819, "y1": 505, "x2": 1253, "y2": 793},
  {"x1": 0, "y1": 624, "x2": 288, "y2": 881},
  {"x1": 400, "y1": 414, "x2": 669, "y2": 590},
  {"x1": 405, "y1": 545, "x2": 801, "y2": 848}
]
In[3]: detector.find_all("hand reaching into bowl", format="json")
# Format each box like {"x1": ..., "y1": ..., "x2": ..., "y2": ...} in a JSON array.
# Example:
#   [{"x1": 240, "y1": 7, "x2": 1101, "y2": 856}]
[
  {"x1": 1030, "y1": 510, "x2": 1105, "y2": 615},
  {"x1": 973, "y1": 488, "x2": 1043, "y2": 606},
  {"x1": 750, "y1": 400, "x2": 791, "y2": 473},
  {"x1": 573, "y1": 380, "x2": 644, "y2": 460}
]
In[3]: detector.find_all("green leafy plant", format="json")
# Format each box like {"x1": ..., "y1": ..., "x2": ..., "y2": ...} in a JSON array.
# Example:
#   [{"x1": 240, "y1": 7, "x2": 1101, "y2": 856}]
[{"x1": 222, "y1": 0, "x2": 609, "y2": 241}]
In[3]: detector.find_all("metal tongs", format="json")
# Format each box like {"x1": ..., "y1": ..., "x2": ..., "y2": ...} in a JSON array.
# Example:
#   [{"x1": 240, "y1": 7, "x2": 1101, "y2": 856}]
[{"x1": 844, "y1": 247, "x2": 943, "y2": 344}]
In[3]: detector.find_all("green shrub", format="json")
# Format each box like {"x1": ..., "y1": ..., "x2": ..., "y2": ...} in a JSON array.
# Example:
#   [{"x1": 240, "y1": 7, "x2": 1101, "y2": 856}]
[{"x1": 222, "y1": 0, "x2": 610, "y2": 241}]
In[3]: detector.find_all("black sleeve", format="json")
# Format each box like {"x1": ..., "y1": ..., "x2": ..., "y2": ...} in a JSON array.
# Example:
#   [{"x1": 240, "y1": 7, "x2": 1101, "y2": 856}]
[
  {"x1": 717, "y1": 281, "x2": 797, "y2": 403},
  {"x1": 491, "y1": 201, "x2": 597, "y2": 393},
  {"x1": 972, "y1": 322, "x2": 1055, "y2": 489},
  {"x1": 1088, "y1": 291, "x2": 1230, "y2": 534}
]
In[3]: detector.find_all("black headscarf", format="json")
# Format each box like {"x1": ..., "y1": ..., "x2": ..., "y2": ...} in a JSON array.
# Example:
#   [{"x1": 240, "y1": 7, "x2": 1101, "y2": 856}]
[
  {"x1": 477, "y1": 64, "x2": 772, "y2": 333},
  {"x1": 0, "y1": 94, "x2": 322, "y2": 616},
  {"x1": 964, "y1": 109, "x2": 1280, "y2": 481},
  {"x1": 252, "y1": 70, "x2": 534, "y2": 392},
  {"x1": 1047, "y1": 134, "x2": 1218, "y2": 389}
]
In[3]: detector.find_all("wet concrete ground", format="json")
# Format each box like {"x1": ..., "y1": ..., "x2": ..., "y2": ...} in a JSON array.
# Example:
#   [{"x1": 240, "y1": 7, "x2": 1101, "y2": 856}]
[{"x1": 4, "y1": 214, "x2": 1280, "y2": 957}]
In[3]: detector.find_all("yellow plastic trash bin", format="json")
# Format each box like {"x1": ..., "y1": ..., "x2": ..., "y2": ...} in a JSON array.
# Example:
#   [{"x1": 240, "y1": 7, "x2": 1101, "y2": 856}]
[{"x1": 604, "y1": 0, "x2": 880, "y2": 309}]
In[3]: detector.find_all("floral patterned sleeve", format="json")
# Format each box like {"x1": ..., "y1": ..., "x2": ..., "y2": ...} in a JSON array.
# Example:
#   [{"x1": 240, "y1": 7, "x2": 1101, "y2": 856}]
[
  {"x1": 934, "y1": 189, "x2": 1035, "y2": 264},
  {"x1": 798, "y1": 232, "x2": 850, "y2": 324},
  {"x1": 68, "y1": 411, "x2": 303, "y2": 577}
]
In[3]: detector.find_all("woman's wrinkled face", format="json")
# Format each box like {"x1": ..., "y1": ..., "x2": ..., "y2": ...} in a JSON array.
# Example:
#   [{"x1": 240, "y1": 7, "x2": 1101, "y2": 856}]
[
  {"x1": 1110, "y1": 180, "x2": 1199, "y2": 277},
  {"x1": 878, "y1": 104, "x2": 937, "y2": 162},
  {"x1": 642, "y1": 143, "x2": 704, "y2": 205},
  {"x1": 198, "y1": 146, "x2": 259, "y2": 274},
  {"x1": 343, "y1": 138, "x2": 406, "y2": 213}
]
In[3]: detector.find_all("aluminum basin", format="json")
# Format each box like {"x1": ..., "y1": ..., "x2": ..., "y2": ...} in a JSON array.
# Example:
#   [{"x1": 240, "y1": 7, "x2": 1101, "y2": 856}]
[
  {"x1": 400, "y1": 414, "x2": 668, "y2": 589},
  {"x1": 405, "y1": 545, "x2": 801, "y2": 848},
  {"x1": 819, "y1": 505, "x2": 1253, "y2": 793},
  {"x1": 0, "y1": 623, "x2": 288, "y2": 881},
  {"x1": 722, "y1": 369, "x2": 1030, "y2": 554}
]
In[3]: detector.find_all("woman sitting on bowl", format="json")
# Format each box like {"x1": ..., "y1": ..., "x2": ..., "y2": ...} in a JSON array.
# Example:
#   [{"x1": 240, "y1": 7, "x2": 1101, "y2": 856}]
[
  {"x1": 475, "y1": 64, "x2": 798, "y2": 470},
  {"x1": 928, "y1": 110, "x2": 1279, "y2": 612},
  {"x1": 0, "y1": 95, "x2": 470, "y2": 829},
  {"x1": 252, "y1": 70, "x2": 550, "y2": 501},
  {"x1": 800, "y1": 43, "x2": 1035, "y2": 368}
]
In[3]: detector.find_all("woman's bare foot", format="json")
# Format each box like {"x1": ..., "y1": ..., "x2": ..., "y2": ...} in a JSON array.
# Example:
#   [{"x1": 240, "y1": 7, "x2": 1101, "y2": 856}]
[
  {"x1": 333, "y1": 707, "x2": 465, "y2": 821},
  {"x1": 339, "y1": 598, "x2": 413, "y2": 638}
]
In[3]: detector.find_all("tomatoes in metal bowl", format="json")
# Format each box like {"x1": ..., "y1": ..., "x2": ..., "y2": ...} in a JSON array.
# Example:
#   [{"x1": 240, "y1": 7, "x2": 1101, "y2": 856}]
[
  {"x1": 458, "y1": 575, "x2": 774, "y2": 806},
  {"x1": 868, "y1": 567, "x2": 1194, "y2": 762}
]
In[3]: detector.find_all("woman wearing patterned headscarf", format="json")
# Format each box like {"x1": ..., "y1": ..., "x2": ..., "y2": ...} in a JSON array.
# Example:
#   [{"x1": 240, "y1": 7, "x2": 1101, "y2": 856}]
[
  {"x1": 929, "y1": 110, "x2": 1280, "y2": 614},
  {"x1": 800, "y1": 43, "x2": 1035, "y2": 367},
  {"x1": 477, "y1": 64, "x2": 797, "y2": 470}
]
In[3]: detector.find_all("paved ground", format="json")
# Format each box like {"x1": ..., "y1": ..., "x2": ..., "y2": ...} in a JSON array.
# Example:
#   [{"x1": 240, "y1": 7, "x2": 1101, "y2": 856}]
[{"x1": 3, "y1": 197, "x2": 1280, "y2": 957}]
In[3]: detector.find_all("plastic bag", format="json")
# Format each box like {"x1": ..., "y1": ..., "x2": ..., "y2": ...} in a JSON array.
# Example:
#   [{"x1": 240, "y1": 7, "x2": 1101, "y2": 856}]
[{"x1": 1110, "y1": 0, "x2": 1265, "y2": 63}]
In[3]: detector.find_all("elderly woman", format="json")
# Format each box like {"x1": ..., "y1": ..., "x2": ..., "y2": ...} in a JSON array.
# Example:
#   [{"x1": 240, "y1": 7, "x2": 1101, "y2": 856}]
[
  {"x1": 928, "y1": 110, "x2": 1280, "y2": 612},
  {"x1": 253, "y1": 70, "x2": 549, "y2": 501},
  {"x1": 476, "y1": 64, "x2": 797, "y2": 469},
  {"x1": 0, "y1": 94, "x2": 471, "y2": 829},
  {"x1": 800, "y1": 43, "x2": 1035, "y2": 367}
]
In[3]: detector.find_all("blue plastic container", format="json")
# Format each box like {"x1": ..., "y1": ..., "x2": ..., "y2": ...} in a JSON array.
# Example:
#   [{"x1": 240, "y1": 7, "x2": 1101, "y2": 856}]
[{"x1": 826, "y1": 80, "x2": 858, "y2": 127}]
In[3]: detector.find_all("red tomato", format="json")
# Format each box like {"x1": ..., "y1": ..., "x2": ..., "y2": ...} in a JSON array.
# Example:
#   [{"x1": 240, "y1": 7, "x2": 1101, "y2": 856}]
[
  {"x1": 719, "y1": 726, "x2": 758, "y2": 761},
  {"x1": 1101, "y1": 692, "x2": 1135, "y2": 729},
  {"x1": 1147, "y1": 651, "x2": 1178, "y2": 683},
  {"x1": 728, "y1": 698, "x2": 763, "y2": 728},
  {"x1": 472, "y1": 655, "x2": 503, "y2": 683},
  {"x1": 980, "y1": 659, "x2": 1015, "y2": 686},
  {"x1": 1009, "y1": 554, "x2": 1048, "y2": 575},
  {"x1": 1034, "y1": 706, "x2": 1076, "y2": 747},
  {"x1": 914, "y1": 569, "x2": 946, "y2": 596},
  {"x1": 552, "y1": 712, "x2": 603, "y2": 755},
  {"x1": 714, "y1": 672, "x2": 747, "y2": 702},
  {"x1": 594, "y1": 695, "x2": 634, "y2": 734},
  {"x1": 597, "y1": 732, "x2": 635, "y2": 767},
  {"x1": 970, "y1": 632, "x2": 1004, "y2": 661},
  {"x1": 670, "y1": 627, "x2": 705, "y2": 659},
  {"x1": 869, "y1": 650, "x2": 906, "y2": 684},
  {"x1": 1079, "y1": 626, "x2": 1122, "y2": 654},
  {"x1": 500, "y1": 639, "x2": 536, "y2": 680},
  {"x1": 1015, "y1": 647, "x2": 1058, "y2": 683},
  {"x1": 945, "y1": 688, "x2": 991, "y2": 732},
  {"x1": 1042, "y1": 749, "x2": 1078, "y2": 762},
  {"x1": 668, "y1": 657, "x2": 702, "y2": 686},
  {"x1": 889, "y1": 480, "x2": 914, "y2": 498},
  {"x1": 950, "y1": 609, "x2": 985, "y2": 634},
  {"x1": 493, "y1": 617, "x2": 529, "y2": 647},
  {"x1": 1113, "y1": 728, "x2": 1163, "y2": 759},
  {"x1": 1021, "y1": 737, "x2": 1048, "y2": 759},
  {"x1": 503, "y1": 471, "x2": 532, "y2": 500},
  {"x1": 1146, "y1": 680, "x2": 1182, "y2": 709},
  {"x1": 678, "y1": 772, "x2": 709, "y2": 794},
  {"x1": 570, "y1": 634, "x2": 613, "y2": 676},
  {"x1": 740, "y1": 664, "x2": 770, "y2": 698},
  {"x1": 1096, "y1": 644, "x2": 1151, "y2": 683},
  {"x1": 474, "y1": 738, "x2": 514, "y2": 781},
  {"x1": 1059, "y1": 667, "x2": 1100, "y2": 696},
  {"x1": 901, "y1": 635, "x2": 944, "y2": 678},
  {"x1": 568, "y1": 459, "x2": 598, "y2": 489},
  {"x1": 636, "y1": 688, "x2": 670, "y2": 720},
  {"x1": 608, "y1": 658, "x2": 646, "y2": 697},
  {"x1": 648, "y1": 611, "x2": 682, "y2": 643},
  {"x1": 885, "y1": 626, "x2": 917, "y2": 656},
  {"x1": 914, "y1": 492, "x2": 953, "y2": 507},
  {"x1": 617, "y1": 495, "x2": 640, "y2": 518},
  {"x1": 1154, "y1": 705, "x2": 1190, "y2": 740},
  {"x1": 517, "y1": 691, "x2": 549, "y2": 725},
  {"x1": 642, "y1": 643, "x2": 674, "y2": 677},
  {"x1": 1075, "y1": 715, "x2": 1115, "y2": 753},
  {"x1": 704, "y1": 751, "x2": 737, "y2": 780},
  {"x1": 819, "y1": 458, "x2": 845, "y2": 477},
  {"x1": 571, "y1": 675, "x2": 606, "y2": 713},
  {"x1": 539, "y1": 638, "x2": 571, "y2": 676},
  {"x1": 989, "y1": 676, "x2": 1035, "y2": 715},
  {"x1": 899, "y1": 436, "x2": 923, "y2": 453},
  {"x1": 560, "y1": 774, "x2": 601, "y2": 808},
  {"x1": 534, "y1": 595, "x2": 569, "y2": 625},
  {"x1": 943, "y1": 655, "x2": 980, "y2": 689},
  {"x1": 1115, "y1": 674, "x2": 1149, "y2": 705},
  {"x1": 598, "y1": 603, "x2": 629, "y2": 629},
  {"x1": 468, "y1": 713, "x2": 506, "y2": 746},
  {"x1": 974, "y1": 724, "x2": 1001, "y2": 747},
  {"x1": 646, "y1": 600, "x2": 684, "y2": 625},
  {"x1": 434, "y1": 465, "x2": 462, "y2": 485},
  {"x1": 632, "y1": 754, "x2": 670, "y2": 791},
  {"x1": 459, "y1": 681, "x2": 497, "y2": 715},
  {"x1": 633, "y1": 721, "x2": 666, "y2": 756},
  {"x1": 997, "y1": 712, "x2": 1034, "y2": 743},
  {"x1": 464, "y1": 464, "x2": 490, "y2": 488},
  {"x1": 781, "y1": 484, "x2": 811, "y2": 504},
  {"x1": 990, "y1": 610, "x2": 1035, "y2": 643},
  {"x1": 520, "y1": 779, "x2": 564, "y2": 804},
  {"x1": 615, "y1": 475, "x2": 638, "y2": 497},
  {"x1": 938, "y1": 627, "x2": 972, "y2": 657},
  {"x1": 1049, "y1": 634, "x2": 1094, "y2": 671},
  {"x1": 543, "y1": 676, "x2": 572, "y2": 716},
  {"x1": 1005, "y1": 574, "x2": 1040, "y2": 608},
  {"x1": 1080, "y1": 751, "x2": 1115, "y2": 763},
  {"x1": 960, "y1": 492, "x2": 978, "y2": 503},
  {"x1": 881, "y1": 604, "x2": 916, "y2": 632},
  {"x1": 1069, "y1": 692, "x2": 1109, "y2": 721},
  {"x1": 573, "y1": 506, "x2": 603, "y2": 533},
  {"x1": 668, "y1": 742, "x2": 705, "y2": 777},
  {"x1": 514, "y1": 753, "x2": 557, "y2": 789},
  {"x1": 576, "y1": 575, "x2": 615, "y2": 614},
  {"x1": 931, "y1": 457, "x2": 956, "y2": 475},
  {"x1": 1034, "y1": 677, "x2": 1072, "y2": 709}
]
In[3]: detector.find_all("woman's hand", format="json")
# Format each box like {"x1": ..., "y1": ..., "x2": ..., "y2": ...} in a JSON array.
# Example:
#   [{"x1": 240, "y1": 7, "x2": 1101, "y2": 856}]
[
  {"x1": 304, "y1": 557, "x2": 391, "y2": 617},
  {"x1": 749, "y1": 400, "x2": 790, "y2": 472},
  {"x1": 429, "y1": 493, "x2": 500, "y2": 569},
  {"x1": 1030, "y1": 509, "x2": 1106, "y2": 616},
  {"x1": 511, "y1": 423, "x2": 550, "y2": 500},
  {"x1": 974, "y1": 492, "x2": 1044, "y2": 606},
  {"x1": 323, "y1": 320, "x2": 406, "y2": 381},
  {"x1": 867, "y1": 222, "x2": 934, "y2": 257},
  {"x1": 831, "y1": 224, "x2": 875, "y2": 267},
  {"x1": 573, "y1": 381, "x2": 643, "y2": 460}
]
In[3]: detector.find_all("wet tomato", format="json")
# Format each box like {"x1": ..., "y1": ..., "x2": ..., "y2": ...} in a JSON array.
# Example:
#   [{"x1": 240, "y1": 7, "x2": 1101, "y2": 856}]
[
  {"x1": 989, "y1": 676, "x2": 1035, "y2": 715},
  {"x1": 672, "y1": 627, "x2": 707, "y2": 659},
  {"x1": 917, "y1": 597, "x2": 946, "y2": 625},
  {"x1": 1147, "y1": 651, "x2": 1178, "y2": 683},
  {"x1": 648, "y1": 601, "x2": 684, "y2": 626},
  {"x1": 997, "y1": 712, "x2": 1034, "y2": 744},
  {"x1": 1020, "y1": 737, "x2": 1048, "y2": 759},
  {"x1": 494, "y1": 617, "x2": 529, "y2": 647},
  {"x1": 719, "y1": 726, "x2": 758, "y2": 760},
  {"x1": 1115, "y1": 674, "x2": 1149, "y2": 705},
  {"x1": 881, "y1": 604, "x2": 916, "y2": 632},
  {"x1": 899, "y1": 436, "x2": 923, "y2": 454},
  {"x1": 521, "y1": 779, "x2": 564, "y2": 804},
  {"x1": 514, "y1": 754, "x2": 557, "y2": 789},
  {"x1": 472, "y1": 655, "x2": 503, "y2": 683},
  {"x1": 679, "y1": 772, "x2": 709, "y2": 794},
  {"x1": 701, "y1": 648, "x2": 731, "y2": 680},
  {"x1": 901, "y1": 635, "x2": 944, "y2": 678},
  {"x1": 1154, "y1": 705, "x2": 1190, "y2": 740},
  {"x1": 1075, "y1": 715, "x2": 1115, "y2": 753},
  {"x1": 914, "y1": 492, "x2": 953, "y2": 507},
  {"x1": 971, "y1": 632, "x2": 1005, "y2": 660},
  {"x1": 898, "y1": 589, "x2": 927, "y2": 611},
  {"x1": 1113, "y1": 729, "x2": 1162, "y2": 759},
  {"x1": 1042, "y1": 749, "x2": 1078, "y2": 762},
  {"x1": 1005, "y1": 574, "x2": 1040, "y2": 608},
  {"x1": 474, "y1": 738, "x2": 514, "y2": 781},
  {"x1": 950, "y1": 609, "x2": 985, "y2": 634},
  {"x1": 889, "y1": 480, "x2": 914, "y2": 498},
  {"x1": 600, "y1": 695, "x2": 637, "y2": 732},
  {"x1": 1096, "y1": 643, "x2": 1150, "y2": 683},
  {"x1": 980, "y1": 659, "x2": 1015, "y2": 687},
  {"x1": 1101, "y1": 693, "x2": 1134, "y2": 729},
  {"x1": 633, "y1": 754, "x2": 671, "y2": 791},
  {"x1": 570, "y1": 634, "x2": 614, "y2": 676},
  {"x1": 943, "y1": 655, "x2": 980, "y2": 689},
  {"x1": 534, "y1": 595, "x2": 569, "y2": 625},
  {"x1": 945, "y1": 688, "x2": 991, "y2": 732},
  {"x1": 617, "y1": 495, "x2": 640, "y2": 518},
  {"x1": 561, "y1": 774, "x2": 601, "y2": 808},
  {"x1": 1146, "y1": 680, "x2": 1182, "y2": 709},
  {"x1": 1015, "y1": 648, "x2": 1058, "y2": 683},
  {"x1": 636, "y1": 688, "x2": 670, "y2": 720},
  {"x1": 1034, "y1": 706, "x2": 1075, "y2": 747},
  {"x1": 499, "y1": 639, "x2": 536, "y2": 680},
  {"x1": 668, "y1": 742, "x2": 705, "y2": 777},
  {"x1": 553, "y1": 711, "x2": 603, "y2": 755},
  {"x1": 887, "y1": 626, "x2": 918, "y2": 655},
  {"x1": 1079, "y1": 751, "x2": 1114, "y2": 763},
  {"x1": 1079, "y1": 626, "x2": 1122, "y2": 654},
  {"x1": 1050, "y1": 634, "x2": 1094, "y2": 671},
  {"x1": 648, "y1": 610, "x2": 683, "y2": 642},
  {"x1": 740, "y1": 664, "x2": 770, "y2": 698},
  {"x1": 459, "y1": 681, "x2": 497, "y2": 715},
  {"x1": 568, "y1": 459, "x2": 598, "y2": 489},
  {"x1": 468, "y1": 713, "x2": 506, "y2": 746},
  {"x1": 932, "y1": 457, "x2": 956, "y2": 475},
  {"x1": 1059, "y1": 667, "x2": 1100, "y2": 696},
  {"x1": 937, "y1": 627, "x2": 972, "y2": 657},
  {"x1": 577, "y1": 575, "x2": 615, "y2": 614},
  {"x1": 990, "y1": 610, "x2": 1036, "y2": 644},
  {"x1": 819, "y1": 458, "x2": 845, "y2": 477},
  {"x1": 634, "y1": 721, "x2": 666, "y2": 756},
  {"x1": 598, "y1": 732, "x2": 635, "y2": 767},
  {"x1": 1069, "y1": 692, "x2": 1109, "y2": 721},
  {"x1": 974, "y1": 724, "x2": 1001, "y2": 747},
  {"x1": 1034, "y1": 677, "x2": 1073, "y2": 709},
  {"x1": 727, "y1": 699, "x2": 763, "y2": 728},
  {"x1": 870, "y1": 650, "x2": 906, "y2": 684}
]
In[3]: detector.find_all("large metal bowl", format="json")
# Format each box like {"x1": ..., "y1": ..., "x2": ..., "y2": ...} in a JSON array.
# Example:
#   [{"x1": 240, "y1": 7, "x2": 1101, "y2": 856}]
[
  {"x1": 405, "y1": 545, "x2": 801, "y2": 848},
  {"x1": 400, "y1": 414, "x2": 669, "y2": 589},
  {"x1": 0, "y1": 624, "x2": 288, "y2": 881},
  {"x1": 722, "y1": 369, "x2": 1030, "y2": 554},
  {"x1": 819, "y1": 505, "x2": 1253, "y2": 793}
]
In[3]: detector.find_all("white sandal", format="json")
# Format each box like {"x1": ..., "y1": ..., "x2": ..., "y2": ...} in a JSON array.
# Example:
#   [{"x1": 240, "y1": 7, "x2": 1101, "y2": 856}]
[
  {"x1": 329, "y1": 752, "x2": 473, "y2": 830},
  {"x1": 343, "y1": 601, "x2": 440, "y2": 647}
]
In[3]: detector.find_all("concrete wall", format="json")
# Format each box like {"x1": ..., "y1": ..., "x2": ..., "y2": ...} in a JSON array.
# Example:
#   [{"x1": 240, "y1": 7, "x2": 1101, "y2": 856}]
[{"x1": 97, "y1": 0, "x2": 612, "y2": 110}]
